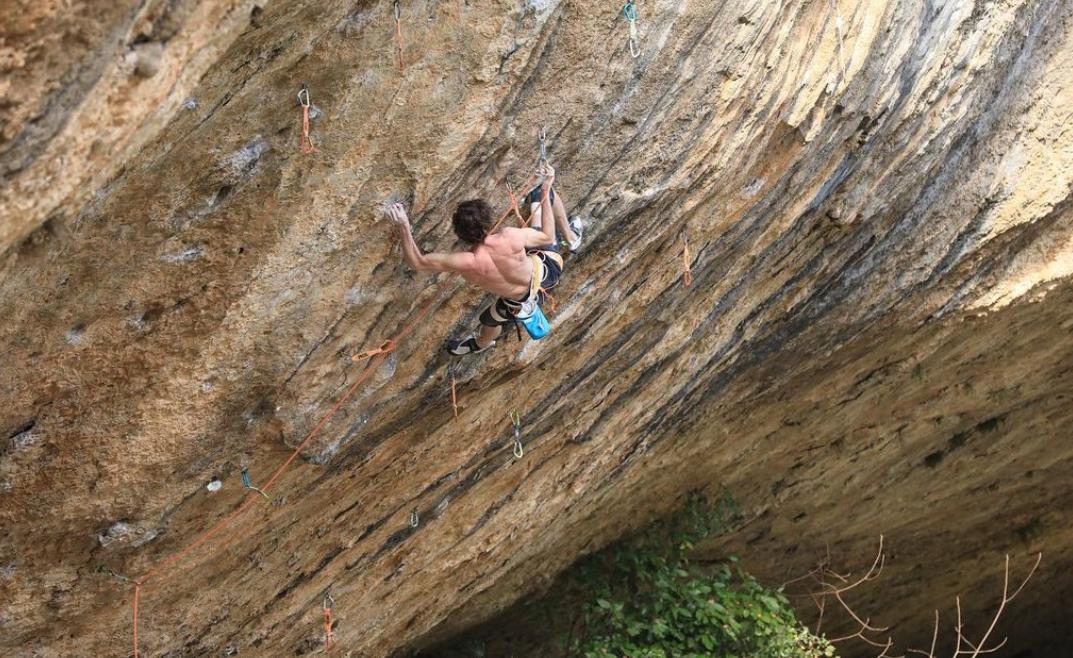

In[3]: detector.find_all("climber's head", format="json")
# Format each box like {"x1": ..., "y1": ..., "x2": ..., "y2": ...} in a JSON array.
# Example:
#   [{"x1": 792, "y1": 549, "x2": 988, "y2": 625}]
[{"x1": 452, "y1": 199, "x2": 494, "y2": 245}]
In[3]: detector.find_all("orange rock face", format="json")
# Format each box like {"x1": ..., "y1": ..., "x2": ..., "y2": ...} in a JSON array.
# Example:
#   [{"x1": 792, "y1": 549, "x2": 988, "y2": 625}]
[{"x1": 1, "y1": 1, "x2": 1072, "y2": 657}]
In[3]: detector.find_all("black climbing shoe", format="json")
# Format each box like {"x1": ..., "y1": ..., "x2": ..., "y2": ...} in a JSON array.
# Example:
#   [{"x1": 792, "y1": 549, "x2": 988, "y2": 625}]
[{"x1": 446, "y1": 335, "x2": 494, "y2": 356}]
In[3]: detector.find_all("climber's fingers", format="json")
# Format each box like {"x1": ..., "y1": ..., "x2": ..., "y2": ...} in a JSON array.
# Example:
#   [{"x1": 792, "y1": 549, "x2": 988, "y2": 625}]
[
  {"x1": 540, "y1": 163, "x2": 556, "y2": 189},
  {"x1": 386, "y1": 203, "x2": 409, "y2": 226}
]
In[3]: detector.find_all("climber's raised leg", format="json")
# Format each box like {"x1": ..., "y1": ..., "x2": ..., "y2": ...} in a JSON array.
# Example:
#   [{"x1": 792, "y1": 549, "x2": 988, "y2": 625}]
[{"x1": 526, "y1": 185, "x2": 584, "y2": 251}]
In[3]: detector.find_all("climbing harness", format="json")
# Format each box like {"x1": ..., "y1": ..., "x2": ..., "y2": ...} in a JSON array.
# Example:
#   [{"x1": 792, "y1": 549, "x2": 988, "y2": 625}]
[
  {"x1": 681, "y1": 232, "x2": 693, "y2": 288},
  {"x1": 515, "y1": 255, "x2": 553, "y2": 340},
  {"x1": 393, "y1": 1, "x2": 405, "y2": 69},
  {"x1": 510, "y1": 411, "x2": 524, "y2": 459},
  {"x1": 323, "y1": 593, "x2": 336, "y2": 651},
  {"x1": 241, "y1": 469, "x2": 270, "y2": 500},
  {"x1": 623, "y1": 1, "x2": 641, "y2": 59},
  {"x1": 410, "y1": 507, "x2": 420, "y2": 528},
  {"x1": 297, "y1": 86, "x2": 316, "y2": 153}
]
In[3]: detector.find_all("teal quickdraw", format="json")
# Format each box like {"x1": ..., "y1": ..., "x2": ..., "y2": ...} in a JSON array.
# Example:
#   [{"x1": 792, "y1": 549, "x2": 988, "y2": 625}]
[
  {"x1": 410, "y1": 507, "x2": 420, "y2": 528},
  {"x1": 510, "y1": 411, "x2": 524, "y2": 459},
  {"x1": 241, "y1": 469, "x2": 270, "y2": 500},
  {"x1": 538, "y1": 126, "x2": 548, "y2": 164},
  {"x1": 623, "y1": 1, "x2": 640, "y2": 58}
]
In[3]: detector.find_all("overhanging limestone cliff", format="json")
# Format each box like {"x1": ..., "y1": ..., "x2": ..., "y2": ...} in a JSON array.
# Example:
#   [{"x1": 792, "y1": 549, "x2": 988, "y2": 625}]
[{"x1": 1, "y1": 1, "x2": 1071, "y2": 657}]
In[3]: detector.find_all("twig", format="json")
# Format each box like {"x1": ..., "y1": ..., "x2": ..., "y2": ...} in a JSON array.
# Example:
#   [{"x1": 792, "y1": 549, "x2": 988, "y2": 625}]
[
  {"x1": 964, "y1": 553, "x2": 1041, "y2": 658},
  {"x1": 906, "y1": 610, "x2": 939, "y2": 658}
]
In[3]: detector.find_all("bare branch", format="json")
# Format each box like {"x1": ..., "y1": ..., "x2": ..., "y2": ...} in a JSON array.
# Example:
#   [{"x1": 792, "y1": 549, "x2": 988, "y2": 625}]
[
  {"x1": 835, "y1": 590, "x2": 890, "y2": 633},
  {"x1": 798, "y1": 540, "x2": 1038, "y2": 658},
  {"x1": 972, "y1": 638, "x2": 1008, "y2": 655},
  {"x1": 968, "y1": 553, "x2": 1041, "y2": 658},
  {"x1": 781, "y1": 567, "x2": 823, "y2": 590},
  {"x1": 815, "y1": 536, "x2": 886, "y2": 597},
  {"x1": 1007, "y1": 552, "x2": 1042, "y2": 602},
  {"x1": 907, "y1": 610, "x2": 940, "y2": 658},
  {"x1": 876, "y1": 636, "x2": 906, "y2": 658},
  {"x1": 954, "y1": 596, "x2": 965, "y2": 656},
  {"x1": 813, "y1": 592, "x2": 827, "y2": 635}
]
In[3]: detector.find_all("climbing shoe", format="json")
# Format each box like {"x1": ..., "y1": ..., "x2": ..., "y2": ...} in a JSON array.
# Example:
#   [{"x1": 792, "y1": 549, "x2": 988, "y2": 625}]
[
  {"x1": 566, "y1": 216, "x2": 584, "y2": 252},
  {"x1": 446, "y1": 335, "x2": 494, "y2": 356}
]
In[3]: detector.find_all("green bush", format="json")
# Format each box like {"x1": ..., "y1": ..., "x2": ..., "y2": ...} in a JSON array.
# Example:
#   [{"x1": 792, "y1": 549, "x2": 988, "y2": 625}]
[{"x1": 566, "y1": 493, "x2": 835, "y2": 658}]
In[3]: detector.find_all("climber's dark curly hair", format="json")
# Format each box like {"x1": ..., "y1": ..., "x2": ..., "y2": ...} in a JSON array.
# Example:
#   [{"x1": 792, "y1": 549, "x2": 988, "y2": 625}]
[{"x1": 452, "y1": 199, "x2": 494, "y2": 245}]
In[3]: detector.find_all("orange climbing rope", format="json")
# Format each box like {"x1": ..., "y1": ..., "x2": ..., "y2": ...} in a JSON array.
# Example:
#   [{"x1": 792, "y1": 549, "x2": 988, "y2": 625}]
[
  {"x1": 393, "y1": 1, "x2": 405, "y2": 69},
  {"x1": 127, "y1": 166, "x2": 542, "y2": 658},
  {"x1": 542, "y1": 289, "x2": 558, "y2": 314},
  {"x1": 681, "y1": 233, "x2": 693, "y2": 287},
  {"x1": 506, "y1": 182, "x2": 529, "y2": 227},
  {"x1": 450, "y1": 374, "x2": 459, "y2": 419},
  {"x1": 298, "y1": 87, "x2": 316, "y2": 153}
]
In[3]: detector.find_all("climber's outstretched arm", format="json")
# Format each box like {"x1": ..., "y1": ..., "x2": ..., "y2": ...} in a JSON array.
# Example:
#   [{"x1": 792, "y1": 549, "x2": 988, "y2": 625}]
[{"x1": 388, "y1": 203, "x2": 474, "y2": 274}]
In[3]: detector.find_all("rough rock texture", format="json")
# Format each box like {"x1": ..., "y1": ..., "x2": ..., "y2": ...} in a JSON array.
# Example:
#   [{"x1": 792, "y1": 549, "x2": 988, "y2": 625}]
[{"x1": 1, "y1": 1, "x2": 1071, "y2": 657}]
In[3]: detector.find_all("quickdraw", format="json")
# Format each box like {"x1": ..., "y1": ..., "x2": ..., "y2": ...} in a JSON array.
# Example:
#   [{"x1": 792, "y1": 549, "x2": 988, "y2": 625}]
[
  {"x1": 297, "y1": 86, "x2": 316, "y2": 153},
  {"x1": 97, "y1": 565, "x2": 131, "y2": 582},
  {"x1": 682, "y1": 232, "x2": 693, "y2": 288},
  {"x1": 510, "y1": 411, "x2": 524, "y2": 459},
  {"x1": 322, "y1": 593, "x2": 336, "y2": 651},
  {"x1": 393, "y1": 1, "x2": 405, "y2": 69},
  {"x1": 241, "y1": 469, "x2": 270, "y2": 500},
  {"x1": 623, "y1": 1, "x2": 641, "y2": 58},
  {"x1": 351, "y1": 339, "x2": 397, "y2": 363}
]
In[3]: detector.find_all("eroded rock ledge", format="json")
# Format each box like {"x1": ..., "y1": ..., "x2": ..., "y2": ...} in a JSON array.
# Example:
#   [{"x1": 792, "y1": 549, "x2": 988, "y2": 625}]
[{"x1": 1, "y1": 1, "x2": 1071, "y2": 657}]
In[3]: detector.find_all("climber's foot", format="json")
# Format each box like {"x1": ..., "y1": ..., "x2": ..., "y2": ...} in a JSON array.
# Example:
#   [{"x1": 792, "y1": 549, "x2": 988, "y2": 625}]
[
  {"x1": 446, "y1": 335, "x2": 494, "y2": 356},
  {"x1": 566, "y1": 216, "x2": 584, "y2": 252}
]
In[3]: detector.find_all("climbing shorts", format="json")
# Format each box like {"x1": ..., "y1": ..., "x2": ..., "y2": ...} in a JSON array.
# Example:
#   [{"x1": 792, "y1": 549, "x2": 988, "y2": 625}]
[
  {"x1": 522, "y1": 184, "x2": 561, "y2": 253},
  {"x1": 524, "y1": 184, "x2": 555, "y2": 206},
  {"x1": 479, "y1": 251, "x2": 563, "y2": 328}
]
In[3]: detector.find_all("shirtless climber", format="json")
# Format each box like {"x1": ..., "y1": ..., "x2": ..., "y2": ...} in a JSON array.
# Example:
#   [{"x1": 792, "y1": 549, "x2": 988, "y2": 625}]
[{"x1": 387, "y1": 164, "x2": 583, "y2": 355}]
